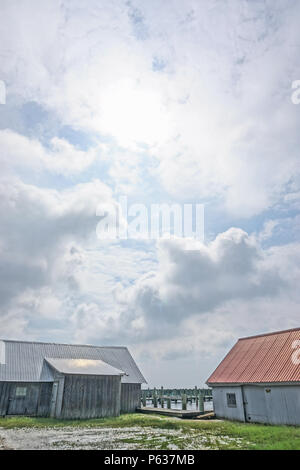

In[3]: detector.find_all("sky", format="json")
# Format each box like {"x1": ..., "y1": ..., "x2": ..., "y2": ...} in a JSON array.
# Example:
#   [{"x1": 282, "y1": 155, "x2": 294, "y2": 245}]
[{"x1": 0, "y1": 0, "x2": 300, "y2": 387}]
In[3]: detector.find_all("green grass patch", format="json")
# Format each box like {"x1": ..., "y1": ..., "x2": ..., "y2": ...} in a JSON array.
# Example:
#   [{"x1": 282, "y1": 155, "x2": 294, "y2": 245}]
[{"x1": 0, "y1": 413, "x2": 299, "y2": 450}]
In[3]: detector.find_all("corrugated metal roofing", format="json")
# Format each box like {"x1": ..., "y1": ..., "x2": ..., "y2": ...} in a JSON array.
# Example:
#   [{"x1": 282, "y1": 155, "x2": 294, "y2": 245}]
[
  {"x1": 45, "y1": 358, "x2": 125, "y2": 376},
  {"x1": 0, "y1": 340, "x2": 146, "y2": 384},
  {"x1": 207, "y1": 327, "x2": 300, "y2": 385}
]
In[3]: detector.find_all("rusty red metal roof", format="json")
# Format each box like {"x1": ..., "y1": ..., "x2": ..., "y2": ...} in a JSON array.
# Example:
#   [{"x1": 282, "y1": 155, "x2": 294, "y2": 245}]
[{"x1": 207, "y1": 327, "x2": 300, "y2": 384}]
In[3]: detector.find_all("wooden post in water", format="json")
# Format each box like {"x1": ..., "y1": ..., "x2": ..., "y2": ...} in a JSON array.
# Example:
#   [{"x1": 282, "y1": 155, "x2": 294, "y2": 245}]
[
  {"x1": 182, "y1": 393, "x2": 187, "y2": 410},
  {"x1": 153, "y1": 391, "x2": 158, "y2": 408},
  {"x1": 199, "y1": 391, "x2": 204, "y2": 413},
  {"x1": 167, "y1": 397, "x2": 171, "y2": 409}
]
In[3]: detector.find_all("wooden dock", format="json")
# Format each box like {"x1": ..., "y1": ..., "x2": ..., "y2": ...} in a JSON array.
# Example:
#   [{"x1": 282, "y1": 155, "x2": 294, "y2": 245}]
[
  {"x1": 140, "y1": 387, "x2": 212, "y2": 413},
  {"x1": 137, "y1": 406, "x2": 204, "y2": 419}
]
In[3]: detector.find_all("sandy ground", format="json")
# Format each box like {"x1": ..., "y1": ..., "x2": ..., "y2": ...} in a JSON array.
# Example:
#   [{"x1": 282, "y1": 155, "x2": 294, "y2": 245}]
[{"x1": 0, "y1": 424, "x2": 245, "y2": 450}]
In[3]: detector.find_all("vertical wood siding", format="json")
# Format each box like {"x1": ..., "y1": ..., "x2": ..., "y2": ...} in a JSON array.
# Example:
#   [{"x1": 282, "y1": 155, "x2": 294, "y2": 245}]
[
  {"x1": 121, "y1": 383, "x2": 141, "y2": 413},
  {"x1": 0, "y1": 379, "x2": 140, "y2": 418},
  {"x1": 60, "y1": 374, "x2": 121, "y2": 419},
  {"x1": 0, "y1": 382, "x2": 52, "y2": 417}
]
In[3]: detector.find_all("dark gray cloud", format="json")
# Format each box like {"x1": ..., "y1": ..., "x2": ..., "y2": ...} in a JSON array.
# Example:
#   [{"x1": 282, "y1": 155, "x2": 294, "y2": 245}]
[{"x1": 115, "y1": 228, "x2": 292, "y2": 340}]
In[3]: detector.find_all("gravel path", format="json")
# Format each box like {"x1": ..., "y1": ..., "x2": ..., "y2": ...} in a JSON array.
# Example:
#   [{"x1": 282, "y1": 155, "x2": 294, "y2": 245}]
[
  {"x1": 0, "y1": 425, "x2": 246, "y2": 450},
  {"x1": 0, "y1": 426, "x2": 192, "y2": 450}
]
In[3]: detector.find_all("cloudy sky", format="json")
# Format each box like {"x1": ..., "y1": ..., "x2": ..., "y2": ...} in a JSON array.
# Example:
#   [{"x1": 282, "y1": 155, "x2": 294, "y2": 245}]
[{"x1": 0, "y1": 0, "x2": 300, "y2": 387}]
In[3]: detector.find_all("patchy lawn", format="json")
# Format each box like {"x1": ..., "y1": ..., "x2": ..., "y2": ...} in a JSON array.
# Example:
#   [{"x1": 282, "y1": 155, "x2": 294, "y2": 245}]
[{"x1": 0, "y1": 414, "x2": 299, "y2": 450}]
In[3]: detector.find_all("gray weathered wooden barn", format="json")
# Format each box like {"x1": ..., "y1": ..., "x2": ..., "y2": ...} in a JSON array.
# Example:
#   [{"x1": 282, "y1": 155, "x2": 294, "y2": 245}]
[
  {"x1": 0, "y1": 339, "x2": 146, "y2": 419},
  {"x1": 207, "y1": 327, "x2": 300, "y2": 426}
]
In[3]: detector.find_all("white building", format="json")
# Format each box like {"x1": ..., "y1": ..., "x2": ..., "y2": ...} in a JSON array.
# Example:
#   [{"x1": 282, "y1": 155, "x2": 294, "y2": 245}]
[{"x1": 206, "y1": 327, "x2": 300, "y2": 426}]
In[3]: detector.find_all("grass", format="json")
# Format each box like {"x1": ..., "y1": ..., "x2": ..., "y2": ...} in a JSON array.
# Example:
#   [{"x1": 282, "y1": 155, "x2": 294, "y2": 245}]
[{"x1": 0, "y1": 413, "x2": 299, "y2": 450}]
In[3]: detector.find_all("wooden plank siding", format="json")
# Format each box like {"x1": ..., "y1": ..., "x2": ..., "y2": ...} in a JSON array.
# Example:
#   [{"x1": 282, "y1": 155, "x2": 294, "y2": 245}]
[
  {"x1": 0, "y1": 379, "x2": 141, "y2": 418},
  {"x1": 0, "y1": 382, "x2": 52, "y2": 417},
  {"x1": 59, "y1": 374, "x2": 121, "y2": 419},
  {"x1": 121, "y1": 383, "x2": 141, "y2": 413}
]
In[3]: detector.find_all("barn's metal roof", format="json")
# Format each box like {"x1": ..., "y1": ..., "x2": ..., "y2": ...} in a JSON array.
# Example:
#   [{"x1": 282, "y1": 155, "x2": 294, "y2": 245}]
[
  {"x1": 0, "y1": 340, "x2": 146, "y2": 383},
  {"x1": 45, "y1": 358, "x2": 126, "y2": 376},
  {"x1": 207, "y1": 327, "x2": 300, "y2": 385}
]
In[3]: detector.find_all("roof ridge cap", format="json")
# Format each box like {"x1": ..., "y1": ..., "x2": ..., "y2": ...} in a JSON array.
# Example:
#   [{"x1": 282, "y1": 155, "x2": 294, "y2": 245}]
[
  {"x1": 239, "y1": 327, "x2": 300, "y2": 341},
  {"x1": 0, "y1": 339, "x2": 127, "y2": 349}
]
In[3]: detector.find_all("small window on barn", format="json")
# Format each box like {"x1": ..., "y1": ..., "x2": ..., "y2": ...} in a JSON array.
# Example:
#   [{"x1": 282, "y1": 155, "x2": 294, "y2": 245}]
[
  {"x1": 15, "y1": 387, "x2": 27, "y2": 397},
  {"x1": 226, "y1": 393, "x2": 237, "y2": 408}
]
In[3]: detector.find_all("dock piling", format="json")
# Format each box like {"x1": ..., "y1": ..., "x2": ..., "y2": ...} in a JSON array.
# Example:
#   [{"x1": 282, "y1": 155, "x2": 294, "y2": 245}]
[{"x1": 182, "y1": 393, "x2": 187, "y2": 410}]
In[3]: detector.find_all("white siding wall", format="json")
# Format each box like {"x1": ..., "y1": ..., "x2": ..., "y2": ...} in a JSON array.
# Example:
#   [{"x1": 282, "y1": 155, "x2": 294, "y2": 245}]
[
  {"x1": 244, "y1": 385, "x2": 300, "y2": 426},
  {"x1": 213, "y1": 384, "x2": 300, "y2": 425},
  {"x1": 212, "y1": 386, "x2": 245, "y2": 422}
]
